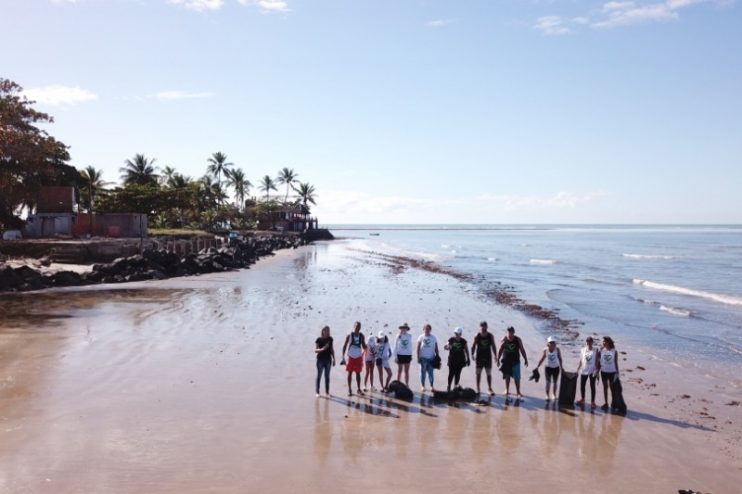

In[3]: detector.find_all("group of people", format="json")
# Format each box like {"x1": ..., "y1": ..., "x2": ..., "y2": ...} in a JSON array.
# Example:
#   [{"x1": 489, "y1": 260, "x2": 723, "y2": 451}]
[{"x1": 314, "y1": 321, "x2": 621, "y2": 411}]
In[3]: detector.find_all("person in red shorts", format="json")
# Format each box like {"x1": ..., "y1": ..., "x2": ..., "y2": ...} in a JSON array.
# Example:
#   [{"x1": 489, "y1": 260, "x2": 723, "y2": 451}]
[{"x1": 341, "y1": 321, "x2": 368, "y2": 396}]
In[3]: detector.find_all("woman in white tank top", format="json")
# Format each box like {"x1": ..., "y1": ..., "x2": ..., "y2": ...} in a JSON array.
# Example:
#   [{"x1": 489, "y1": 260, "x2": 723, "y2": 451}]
[{"x1": 598, "y1": 336, "x2": 619, "y2": 411}]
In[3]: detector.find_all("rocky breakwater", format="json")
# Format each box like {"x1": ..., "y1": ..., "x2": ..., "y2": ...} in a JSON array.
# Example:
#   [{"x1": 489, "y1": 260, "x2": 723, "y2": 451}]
[{"x1": 0, "y1": 235, "x2": 302, "y2": 293}]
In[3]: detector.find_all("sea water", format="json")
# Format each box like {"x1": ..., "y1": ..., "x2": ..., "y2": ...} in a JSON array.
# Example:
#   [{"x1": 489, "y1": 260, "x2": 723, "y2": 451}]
[{"x1": 330, "y1": 225, "x2": 742, "y2": 365}]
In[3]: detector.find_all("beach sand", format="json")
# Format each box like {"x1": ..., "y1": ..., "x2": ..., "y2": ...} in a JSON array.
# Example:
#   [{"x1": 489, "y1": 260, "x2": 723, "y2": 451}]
[{"x1": 1, "y1": 240, "x2": 739, "y2": 493}]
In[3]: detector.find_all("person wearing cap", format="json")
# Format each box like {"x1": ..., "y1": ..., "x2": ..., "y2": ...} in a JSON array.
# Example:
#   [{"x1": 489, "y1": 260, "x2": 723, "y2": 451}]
[
  {"x1": 444, "y1": 327, "x2": 470, "y2": 392},
  {"x1": 471, "y1": 321, "x2": 498, "y2": 396},
  {"x1": 416, "y1": 324, "x2": 439, "y2": 392},
  {"x1": 394, "y1": 323, "x2": 413, "y2": 386},
  {"x1": 498, "y1": 326, "x2": 529, "y2": 400},
  {"x1": 375, "y1": 331, "x2": 393, "y2": 391},
  {"x1": 341, "y1": 321, "x2": 368, "y2": 397},
  {"x1": 575, "y1": 336, "x2": 599, "y2": 409},
  {"x1": 535, "y1": 336, "x2": 563, "y2": 401}
]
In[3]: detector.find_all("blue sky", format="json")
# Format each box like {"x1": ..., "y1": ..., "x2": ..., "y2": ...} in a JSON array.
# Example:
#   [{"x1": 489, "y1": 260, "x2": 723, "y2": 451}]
[{"x1": 3, "y1": 0, "x2": 741, "y2": 224}]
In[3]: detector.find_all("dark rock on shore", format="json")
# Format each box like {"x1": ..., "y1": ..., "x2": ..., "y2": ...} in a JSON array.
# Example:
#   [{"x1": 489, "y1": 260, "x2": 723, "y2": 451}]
[{"x1": 0, "y1": 234, "x2": 305, "y2": 293}]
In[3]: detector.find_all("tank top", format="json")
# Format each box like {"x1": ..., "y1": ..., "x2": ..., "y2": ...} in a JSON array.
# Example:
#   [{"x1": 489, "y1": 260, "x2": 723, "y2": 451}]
[
  {"x1": 600, "y1": 348, "x2": 617, "y2": 373},
  {"x1": 347, "y1": 332, "x2": 364, "y2": 359},
  {"x1": 580, "y1": 347, "x2": 598, "y2": 375},
  {"x1": 545, "y1": 347, "x2": 560, "y2": 368},
  {"x1": 502, "y1": 337, "x2": 521, "y2": 364}
]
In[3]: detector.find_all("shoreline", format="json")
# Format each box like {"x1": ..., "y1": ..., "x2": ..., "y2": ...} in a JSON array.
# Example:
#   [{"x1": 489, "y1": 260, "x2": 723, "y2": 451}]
[{"x1": 1, "y1": 240, "x2": 739, "y2": 493}]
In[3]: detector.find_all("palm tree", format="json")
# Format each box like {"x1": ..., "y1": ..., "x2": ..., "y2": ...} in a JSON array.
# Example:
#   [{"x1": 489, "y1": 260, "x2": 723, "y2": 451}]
[
  {"x1": 226, "y1": 168, "x2": 251, "y2": 210},
  {"x1": 206, "y1": 151, "x2": 233, "y2": 189},
  {"x1": 120, "y1": 154, "x2": 159, "y2": 186},
  {"x1": 276, "y1": 167, "x2": 298, "y2": 203},
  {"x1": 168, "y1": 173, "x2": 192, "y2": 189},
  {"x1": 259, "y1": 175, "x2": 277, "y2": 201},
  {"x1": 293, "y1": 182, "x2": 317, "y2": 208},
  {"x1": 79, "y1": 165, "x2": 107, "y2": 213},
  {"x1": 160, "y1": 166, "x2": 177, "y2": 187}
]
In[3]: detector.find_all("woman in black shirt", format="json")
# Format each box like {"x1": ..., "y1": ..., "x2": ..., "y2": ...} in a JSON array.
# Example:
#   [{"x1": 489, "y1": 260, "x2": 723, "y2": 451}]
[{"x1": 315, "y1": 326, "x2": 336, "y2": 397}]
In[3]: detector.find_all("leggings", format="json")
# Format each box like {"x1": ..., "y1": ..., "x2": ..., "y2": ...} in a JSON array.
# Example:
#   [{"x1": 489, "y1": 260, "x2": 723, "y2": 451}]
[
  {"x1": 448, "y1": 365, "x2": 464, "y2": 388},
  {"x1": 420, "y1": 358, "x2": 434, "y2": 387},
  {"x1": 580, "y1": 374, "x2": 596, "y2": 401},
  {"x1": 316, "y1": 359, "x2": 331, "y2": 394}
]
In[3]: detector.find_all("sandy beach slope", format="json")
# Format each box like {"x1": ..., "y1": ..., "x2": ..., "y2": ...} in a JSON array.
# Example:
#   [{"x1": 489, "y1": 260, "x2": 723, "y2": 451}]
[{"x1": 0, "y1": 239, "x2": 739, "y2": 493}]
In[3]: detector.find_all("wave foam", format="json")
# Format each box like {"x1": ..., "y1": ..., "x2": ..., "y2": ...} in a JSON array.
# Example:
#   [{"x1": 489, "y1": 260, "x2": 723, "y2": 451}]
[
  {"x1": 633, "y1": 279, "x2": 742, "y2": 306},
  {"x1": 659, "y1": 305, "x2": 692, "y2": 317},
  {"x1": 487, "y1": 257, "x2": 497, "y2": 262},
  {"x1": 530, "y1": 259, "x2": 557, "y2": 265},
  {"x1": 623, "y1": 253, "x2": 674, "y2": 260}
]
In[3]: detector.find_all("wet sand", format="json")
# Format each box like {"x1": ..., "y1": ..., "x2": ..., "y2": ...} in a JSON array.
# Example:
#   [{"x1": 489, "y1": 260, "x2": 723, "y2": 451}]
[{"x1": 1, "y1": 240, "x2": 739, "y2": 493}]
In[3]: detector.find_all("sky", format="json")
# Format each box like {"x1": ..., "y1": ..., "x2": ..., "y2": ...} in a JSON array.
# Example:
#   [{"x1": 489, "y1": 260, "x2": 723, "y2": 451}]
[{"x1": 2, "y1": 0, "x2": 741, "y2": 224}]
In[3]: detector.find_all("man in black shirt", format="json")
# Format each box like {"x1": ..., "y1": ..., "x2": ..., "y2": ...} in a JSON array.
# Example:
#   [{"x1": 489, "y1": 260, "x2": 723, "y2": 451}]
[{"x1": 471, "y1": 321, "x2": 498, "y2": 396}]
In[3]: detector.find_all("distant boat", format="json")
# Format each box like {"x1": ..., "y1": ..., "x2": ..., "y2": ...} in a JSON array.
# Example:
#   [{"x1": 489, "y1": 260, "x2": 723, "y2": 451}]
[{"x1": 369, "y1": 232, "x2": 380, "y2": 236}]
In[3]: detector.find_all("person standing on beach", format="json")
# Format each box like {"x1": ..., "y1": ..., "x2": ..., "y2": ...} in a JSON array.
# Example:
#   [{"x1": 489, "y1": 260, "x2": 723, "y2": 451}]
[
  {"x1": 498, "y1": 326, "x2": 529, "y2": 399},
  {"x1": 471, "y1": 321, "x2": 498, "y2": 396},
  {"x1": 394, "y1": 323, "x2": 413, "y2": 386},
  {"x1": 375, "y1": 331, "x2": 393, "y2": 391},
  {"x1": 341, "y1": 321, "x2": 367, "y2": 396},
  {"x1": 576, "y1": 336, "x2": 599, "y2": 409},
  {"x1": 416, "y1": 324, "x2": 439, "y2": 392},
  {"x1": 363, "y1": 332, "x2": 378, "y2": 391},
  {"x1": 314, "y1": 326, "x2": 336, "y2": 397},
  {"x1": 535, "y1": 336, "x2": 563, "y2": 401},
  {"x1": 445, "y1": 327, "x2": 470, "y2": 392},
  {"x1": 597, "y1": 336, "x2": 619, "y2": 411}
]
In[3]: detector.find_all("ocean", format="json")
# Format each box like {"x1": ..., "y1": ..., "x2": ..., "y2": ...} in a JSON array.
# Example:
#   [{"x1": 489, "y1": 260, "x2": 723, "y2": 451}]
[{"x1": 329, "y1": 225, "x2": 742, "y2": 365}]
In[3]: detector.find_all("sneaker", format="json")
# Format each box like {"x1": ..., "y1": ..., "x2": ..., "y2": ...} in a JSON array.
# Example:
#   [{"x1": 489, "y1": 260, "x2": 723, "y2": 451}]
[
  {"x1": 591, "y1": 402, "x2": 597, "y2": 410},
  {"x1": 357, "y1": 389, "x2": 364, "y2": 396},
  {"x1": 545, "y1": 395, "x2": 551, "y2": 401},
  {"x1": 601, "y1": 403, "x2": 609, "y2": 411},
  {"x1": 576, "y1": 399, "x2": 585, "y2": 406},
  {"x1": 488, "y1": 389, "x2": 495, "y2": 396}
]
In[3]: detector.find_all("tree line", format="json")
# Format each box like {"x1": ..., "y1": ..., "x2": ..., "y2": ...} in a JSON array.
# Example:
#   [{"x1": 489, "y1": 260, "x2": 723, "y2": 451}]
[{"x1": 1, "y1": 77, "x2": 318, "y2": 233}]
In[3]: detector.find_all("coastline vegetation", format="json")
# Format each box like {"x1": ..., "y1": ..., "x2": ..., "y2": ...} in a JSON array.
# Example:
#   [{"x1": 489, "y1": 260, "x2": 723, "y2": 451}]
[{"x1": 1, "y1": 77, "x2": 318, "y2": 234}]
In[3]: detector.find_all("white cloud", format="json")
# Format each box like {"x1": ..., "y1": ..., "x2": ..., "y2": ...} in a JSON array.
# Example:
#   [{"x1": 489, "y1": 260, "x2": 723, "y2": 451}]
[
  {"x1": 169, "y1": 0, "x2": 224, "y2": 11},
  {"x1": 238, "y1": 0, "x2": 291, "y2": 13},
  {"x1": 473, "y1": 191, "x2": 606, "y2": 210},
  {"x1": 427, "y1": 18, "x2": 456, "y2": 28},
  {"x1": 535, "y1": 0, "x2": 723, "y2": 33},
  {"x1": 534, "y1": 16, "x2": 571, "y2": 35},
  {"x1": 593, "y1": 0, "x2": 710, "y2": 28},
  {"x1": 22, "y1": 85, "x2": 98, "y2": 106},
  {"x1": 151, "y1": 90, "x2": 214, "y2": 100},
  {"x1": 314, "y1": 189, "x2": 606, "y2": 223}
]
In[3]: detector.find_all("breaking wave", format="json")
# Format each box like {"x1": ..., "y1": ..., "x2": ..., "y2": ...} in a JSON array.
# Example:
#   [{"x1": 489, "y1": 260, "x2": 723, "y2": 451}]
[
  {"x1": 659, "y1": 305, "x2": 692, "y2": 317},
  {"x1": 633, "y1": 279, "x2": 742, "y2": 306},
  {"x1": 623, "y1": 253, "x2": 675, "y2": 260},
  {"x1": 530, "y1": 259, "x2": 558, "y2": 265}
]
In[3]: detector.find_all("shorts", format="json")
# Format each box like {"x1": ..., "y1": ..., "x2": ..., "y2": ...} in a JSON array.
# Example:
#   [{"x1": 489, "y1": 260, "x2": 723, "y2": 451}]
[
  {"x1": 346, "y1": 356, "x2": 363, "y2": 373},
  {"x1": 545, "y1": 367, "x2": 560, "y2": 380},
  {"x1": 476, "y1": 366, "x2": 492, "y2": 376},
  {"x1": 509, "y1": 363, "x2": 521, "y2": 380},
  {"x1": 396, "y1": 355, "x2": 412, "y2": 364},
  {"x1": 475, "y1": 357, "x2": 492, "y2": 370}
]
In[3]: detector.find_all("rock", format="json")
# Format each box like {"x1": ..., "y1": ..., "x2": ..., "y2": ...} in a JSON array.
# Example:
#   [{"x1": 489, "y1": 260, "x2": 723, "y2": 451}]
[{"x1": 50, "y1": 271, "x2": 83, "y2": 287}]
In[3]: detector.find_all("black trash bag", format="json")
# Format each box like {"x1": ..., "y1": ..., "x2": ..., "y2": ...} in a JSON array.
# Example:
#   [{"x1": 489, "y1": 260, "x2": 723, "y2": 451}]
[
  {"x1": 454, "y1": 387, "x2": 478, "y2": 402},
  {"x1": 558, "y1": 371, "x2": 577, "y2": 407},
  {"x1": 611, "y1": 377, "x2": 628, "y2": 415},
  {"x1": 432, "y1": 354, "x2": 442, "y2": 370},
  {"x1": 388, "y1": 380, "x2": 414, "y2": 401},
  {"x1": 432, "y1": 390, "x2": 453, "y2": 401}
]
